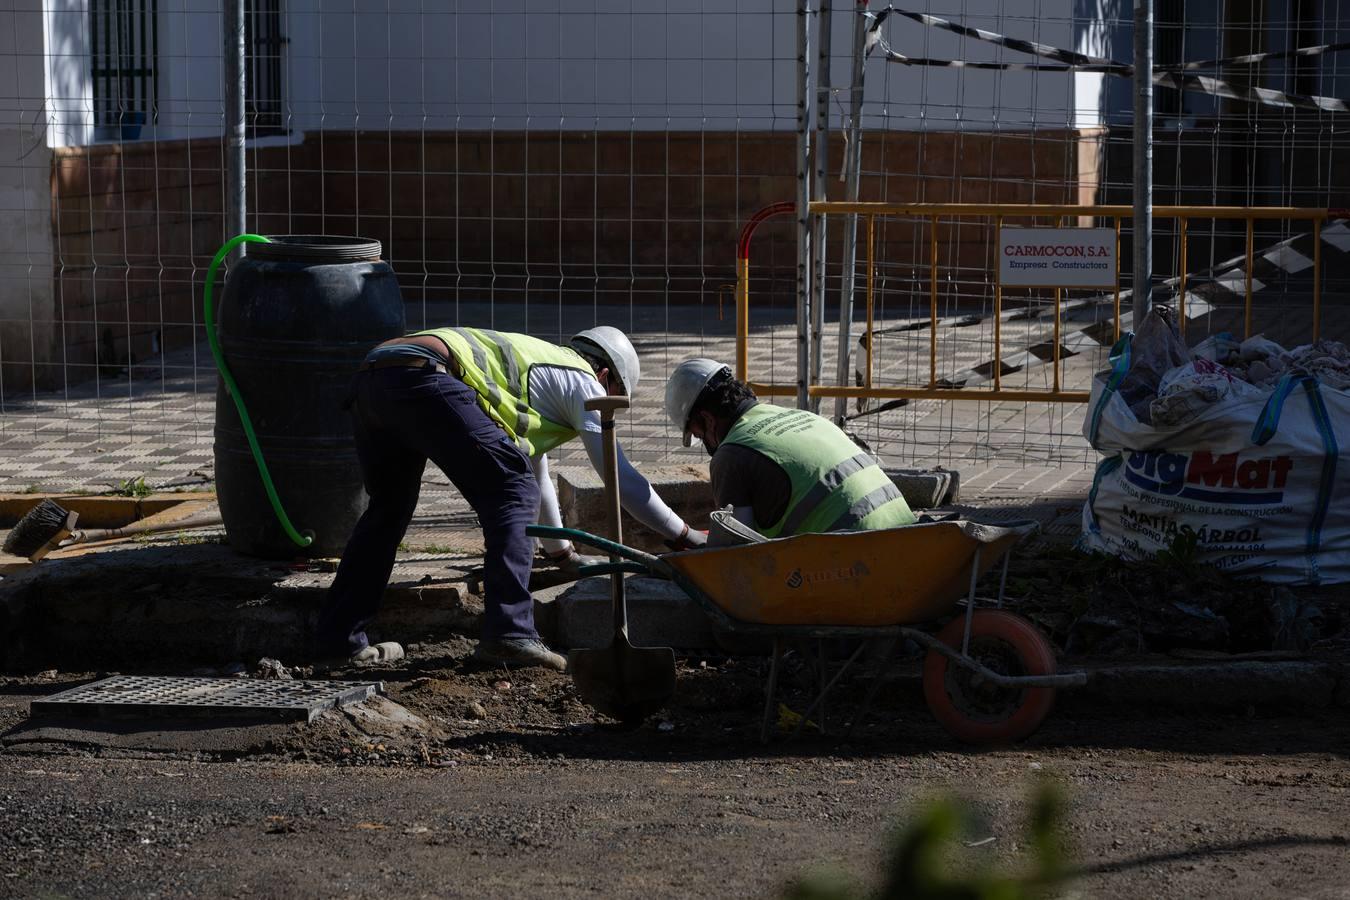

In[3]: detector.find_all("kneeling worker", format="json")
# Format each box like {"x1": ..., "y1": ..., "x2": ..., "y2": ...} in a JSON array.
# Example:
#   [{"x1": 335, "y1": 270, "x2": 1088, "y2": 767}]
[
  {"x1": 664, "y1": 359, "x2": 916, "y2": 538},
  {"x1": 318, "y1": 326, "x2": 707, "y2": 672}
]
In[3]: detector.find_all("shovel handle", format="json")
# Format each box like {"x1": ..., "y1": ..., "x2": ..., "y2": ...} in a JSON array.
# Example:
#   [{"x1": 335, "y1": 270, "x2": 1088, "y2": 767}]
[
  {"x1": 584, "y1": 396, "x2": 631, "y2": 415},
  {"x1": 588, "y1": 394, "x2": 629, "y2": 636}
]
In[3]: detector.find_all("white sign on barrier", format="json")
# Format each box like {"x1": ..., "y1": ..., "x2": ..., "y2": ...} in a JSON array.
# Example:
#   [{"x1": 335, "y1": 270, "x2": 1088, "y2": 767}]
[{"x1": 999, "y1": 226, "x2": 1116, "y2": 288}]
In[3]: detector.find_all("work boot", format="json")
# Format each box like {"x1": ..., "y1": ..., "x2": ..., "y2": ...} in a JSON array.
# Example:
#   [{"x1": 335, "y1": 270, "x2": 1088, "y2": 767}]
[
  {"x1": 350, "y1": 641, "x2": 405, "y2": 667},
  {"x1": 472, "y1": 638, "x2": 567, "y2": 672},
  {"x1": 315, "y1": 641, "x2": 404, "y2": 675}
]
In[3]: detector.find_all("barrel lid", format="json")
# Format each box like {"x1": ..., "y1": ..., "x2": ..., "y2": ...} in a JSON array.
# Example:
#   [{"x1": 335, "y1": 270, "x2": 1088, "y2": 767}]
[{"x1": 249, "y1": 235, "x2": 382, "y2": 262}]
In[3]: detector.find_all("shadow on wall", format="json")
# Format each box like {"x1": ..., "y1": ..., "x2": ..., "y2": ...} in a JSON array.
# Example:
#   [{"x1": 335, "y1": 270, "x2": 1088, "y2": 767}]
[{"x1": 0, "y1": 129, "x2": 56, "y2": 398}]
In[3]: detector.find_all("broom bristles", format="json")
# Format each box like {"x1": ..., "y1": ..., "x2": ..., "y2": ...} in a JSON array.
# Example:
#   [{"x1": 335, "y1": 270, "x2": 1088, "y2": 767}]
[{"x1": 3, "y1": 499, "x2": 74, "y2": 557}]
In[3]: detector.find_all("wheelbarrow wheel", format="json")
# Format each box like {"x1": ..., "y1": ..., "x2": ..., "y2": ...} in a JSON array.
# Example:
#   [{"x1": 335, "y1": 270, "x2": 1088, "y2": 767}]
[{"x1": 922, "y1": 609, "x2": 1057, "y2": 745}]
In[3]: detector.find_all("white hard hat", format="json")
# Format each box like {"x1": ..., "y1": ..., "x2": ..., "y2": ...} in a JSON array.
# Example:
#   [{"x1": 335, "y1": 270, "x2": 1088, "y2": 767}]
[
  {"x1": 665, "y1": 358, "x2": 730, "y2": 447},
  {"x1": 569, "y1": 326, "x2": 641, "y2": 396}
]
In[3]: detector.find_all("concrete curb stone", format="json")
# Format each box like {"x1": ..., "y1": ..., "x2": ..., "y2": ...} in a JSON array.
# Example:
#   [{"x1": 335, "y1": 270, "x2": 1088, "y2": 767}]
[
  {"x1": 538, "y1": 576, "x2": 715, "y2": 650},
  {"x1": 0, "y1": 544, "x2": 479, "y2": 671},
  {"x1": 1068, "y1": 658, "x2": 1348, "y2": 712}
]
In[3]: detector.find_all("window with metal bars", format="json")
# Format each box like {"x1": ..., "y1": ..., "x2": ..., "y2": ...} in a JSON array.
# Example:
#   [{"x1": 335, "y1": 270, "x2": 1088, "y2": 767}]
[
  {"x1": 246, "y1": 0, "x2": 287, "y2": 135},
  {"x1": 1155, "y1": 0, "x2": 1187, "y2": 118},
  {"x1": 90, "y1": 0, "x2": 157, "y2": 141}
]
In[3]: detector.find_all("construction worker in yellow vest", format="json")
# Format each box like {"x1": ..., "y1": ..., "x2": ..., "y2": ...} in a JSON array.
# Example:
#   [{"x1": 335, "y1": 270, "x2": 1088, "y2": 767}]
[
  {"x1": 664, "y1": 359, "x2": 916, "y2": 539},
  {"x1": 318, "y1": 326, "x2": 706, "y2": 672}
]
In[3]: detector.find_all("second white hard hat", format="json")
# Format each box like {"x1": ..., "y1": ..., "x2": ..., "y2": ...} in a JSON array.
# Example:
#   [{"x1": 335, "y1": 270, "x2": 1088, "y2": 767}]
[
  {"x1": 569, "y1": 326, "x2": 641, "y2": 396},
  {"x1": 665, "y1": 358, "x2": 730, "y2": 447}
]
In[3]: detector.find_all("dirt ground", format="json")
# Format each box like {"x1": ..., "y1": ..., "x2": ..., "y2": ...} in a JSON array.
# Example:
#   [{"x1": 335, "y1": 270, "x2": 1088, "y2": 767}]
[{"x1": 2, "y1": 644, "x2": 1348, "y2": 899}]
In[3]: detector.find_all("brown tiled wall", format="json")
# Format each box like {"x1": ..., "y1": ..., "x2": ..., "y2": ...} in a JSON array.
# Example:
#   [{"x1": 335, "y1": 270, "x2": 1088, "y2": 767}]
[{"x1": 44, "y1": 128, "x2": 1105, "y2": 390}]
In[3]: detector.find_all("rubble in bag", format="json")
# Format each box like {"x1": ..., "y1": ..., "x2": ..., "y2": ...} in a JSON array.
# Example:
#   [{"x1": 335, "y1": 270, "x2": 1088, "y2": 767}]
[
  {"x1": 1149, "y1": 357, "x2": 1262, "y2": 426},
  {"x1": 1112, "y1": 310, "x2": 1350, "y2": 428},
  {"x1": 1178, "y1": 332, "x2": 1350, "y2": 392},
  {"x1": 1285, "y1": 339, "x2": 1350, "y2": 390},
  {"x1": 1115, "y1": 306, "x2": 1190, "y2": 424},
  {"x1": 1225, "y1": 335, "x2": 1289, "y2": 387},
  {"x1": 1189, "y1": 333, "x2": 1240, "y2": 363}
]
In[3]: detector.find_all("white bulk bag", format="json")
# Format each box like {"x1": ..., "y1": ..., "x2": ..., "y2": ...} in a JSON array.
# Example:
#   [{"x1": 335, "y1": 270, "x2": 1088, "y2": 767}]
[{"x1": 1080, "y1": 334, "x2": 1348, "y2": 584}]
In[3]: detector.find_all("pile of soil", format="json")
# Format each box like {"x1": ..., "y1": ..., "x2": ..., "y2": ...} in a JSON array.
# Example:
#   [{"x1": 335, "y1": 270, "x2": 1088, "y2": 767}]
[
  {"x1": 343, "y1": 639, "x2": 902, "y2": 764},
  {"x1": 997, "y1": 543, "x2": 1347, "y2": 656},
  {"x1": 0, "y1": 641, "x2": 936, "y2": 769}
]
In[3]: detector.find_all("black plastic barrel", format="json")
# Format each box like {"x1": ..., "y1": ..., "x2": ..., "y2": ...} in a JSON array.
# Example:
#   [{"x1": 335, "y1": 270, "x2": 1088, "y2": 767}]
[{"x1": 214, "y1": 236, "x2": 406, "y2": 558}]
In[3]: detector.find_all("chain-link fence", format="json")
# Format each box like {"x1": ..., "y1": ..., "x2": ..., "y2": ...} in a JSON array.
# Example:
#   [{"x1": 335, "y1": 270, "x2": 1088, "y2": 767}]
[{"x1": 2, "y1": 0, "x2": 1348, "y2": 492}]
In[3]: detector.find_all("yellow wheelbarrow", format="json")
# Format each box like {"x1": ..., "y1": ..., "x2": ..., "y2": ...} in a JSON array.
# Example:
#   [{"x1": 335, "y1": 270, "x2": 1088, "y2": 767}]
[{"x1": 527, "y1": 517, "x2": 1087, "y2": 744}]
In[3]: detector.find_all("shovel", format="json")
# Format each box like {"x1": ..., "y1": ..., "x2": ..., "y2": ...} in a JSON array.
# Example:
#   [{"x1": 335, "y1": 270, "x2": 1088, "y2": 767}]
[{"x1": 567, "y1": 396, "x2": 677, "y2": 725}]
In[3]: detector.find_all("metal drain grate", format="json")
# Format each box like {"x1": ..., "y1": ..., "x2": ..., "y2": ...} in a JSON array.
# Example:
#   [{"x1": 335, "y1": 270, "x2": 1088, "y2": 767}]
[{"x1": 31, "y1": 676, "x2": 384, "y2": 724}]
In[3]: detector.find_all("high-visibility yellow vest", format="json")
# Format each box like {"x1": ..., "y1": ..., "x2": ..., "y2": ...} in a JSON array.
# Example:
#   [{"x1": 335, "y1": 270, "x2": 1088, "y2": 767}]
[
  {"x1": 721, "y1": 404, "x2": 915, "y2": 537},
  {"x1": 413, "y1": 327, "x2": 594, "y2": 456}
]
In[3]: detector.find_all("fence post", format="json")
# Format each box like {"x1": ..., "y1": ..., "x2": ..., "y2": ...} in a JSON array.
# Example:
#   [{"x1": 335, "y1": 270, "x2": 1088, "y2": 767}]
[
  {"x1": 225, "y1": 0, "x2": 247, "y2": 257},
  {"x1": 832, "y1": 0, "x2": 869, "y2": 425},
  {"x1": 1132, "y1": 0, "x2": 1153, "y2": 324},
  {"x1": 796, "y1": 0, "x2": 814, "y2": 411},
  {"x1": 810, "y1": 0, "x2": 832, "y2": 413}
]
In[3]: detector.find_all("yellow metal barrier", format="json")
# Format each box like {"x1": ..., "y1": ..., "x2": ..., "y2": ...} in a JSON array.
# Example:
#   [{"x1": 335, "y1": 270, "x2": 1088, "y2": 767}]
[{"x1": 735, "y1": 202, "x2": 1339, "y2": 404}]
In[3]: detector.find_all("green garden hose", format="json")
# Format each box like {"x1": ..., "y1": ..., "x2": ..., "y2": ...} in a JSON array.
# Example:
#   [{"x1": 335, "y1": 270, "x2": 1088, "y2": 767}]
[{"x1": 205, "y1": 234, "x2": 314, "y2": 549}]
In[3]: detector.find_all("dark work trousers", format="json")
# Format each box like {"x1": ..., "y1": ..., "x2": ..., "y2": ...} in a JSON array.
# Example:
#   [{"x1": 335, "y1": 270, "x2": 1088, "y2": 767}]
[{"x1": 316, "y1": 365, "x2": 541, "y2": 657}]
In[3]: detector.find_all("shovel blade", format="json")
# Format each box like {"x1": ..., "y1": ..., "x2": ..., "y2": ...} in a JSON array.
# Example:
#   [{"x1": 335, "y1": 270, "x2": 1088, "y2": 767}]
[{"x1": 567, "y1": 638, "x2": 676, "y2": 725}]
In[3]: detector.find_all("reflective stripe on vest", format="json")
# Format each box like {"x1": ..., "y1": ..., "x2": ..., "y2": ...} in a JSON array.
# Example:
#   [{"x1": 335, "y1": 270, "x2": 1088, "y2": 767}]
[
  {"x1": 721, "y1": 404, "x2": 915, "y2": 537},
  {"x1": 826, "y1": 481, "x2": 907, "y2": 532},
  {"x1": 459, "y1": 327, "x2": 532, "y2": 441},
  {"x1": 777, "y1": 452, "x2": 874, "y2": 536},
  {"x1": 412, "y1": 327, "x2": 593, "y2": 456}
]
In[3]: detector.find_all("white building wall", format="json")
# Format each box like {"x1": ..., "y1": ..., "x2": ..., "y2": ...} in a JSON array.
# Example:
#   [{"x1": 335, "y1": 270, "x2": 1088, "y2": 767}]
[
  {"x1": 290, "y1": 0, "x2": 1095, "y2": 132},
  {"x1": 41, "y1": 0, "x2": 1104, "y2": 147},
  {"x1": 857, "y1": 1, "x2": 1084, "y2": 131},
  {"x1": 153, "y1": 0, "x2": 232, "y2": 142},
  {"x1": 42, "y1": 0, "x2": 94, "y2": 146},
  {"x1": 1075, "y1": 0, "x2": 1119, "y2": 130}
]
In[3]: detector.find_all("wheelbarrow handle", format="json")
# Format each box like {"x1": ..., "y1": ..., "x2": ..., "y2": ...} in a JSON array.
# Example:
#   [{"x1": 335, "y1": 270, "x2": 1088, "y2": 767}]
[
  {"x1": 525, "y1": 524, "x2": 669, "y2": 574},
  {"x1": 578, "y1": 561, "x2": 653, "y2": 578}
]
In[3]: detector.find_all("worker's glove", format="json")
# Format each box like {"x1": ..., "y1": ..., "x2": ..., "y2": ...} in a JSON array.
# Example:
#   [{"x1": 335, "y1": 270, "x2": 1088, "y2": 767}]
[
  {"x1": 539, "y1": 547, "x2": 606, "y2": 577},
  {"x1": 663, "y1": 524, "x2": 708, "y2": 552}
]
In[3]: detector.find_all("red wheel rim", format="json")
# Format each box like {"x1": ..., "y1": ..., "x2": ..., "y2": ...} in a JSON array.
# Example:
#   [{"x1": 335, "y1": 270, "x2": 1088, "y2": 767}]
[{"x1": 922, "y1": 609, "x2": 1058, "y2": 745}]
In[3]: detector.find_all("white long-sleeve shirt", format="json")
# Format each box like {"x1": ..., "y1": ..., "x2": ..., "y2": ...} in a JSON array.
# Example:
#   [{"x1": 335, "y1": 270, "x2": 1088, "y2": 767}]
[{"x1": 526, "y1": 365, "x2": 685, "y2": 553}]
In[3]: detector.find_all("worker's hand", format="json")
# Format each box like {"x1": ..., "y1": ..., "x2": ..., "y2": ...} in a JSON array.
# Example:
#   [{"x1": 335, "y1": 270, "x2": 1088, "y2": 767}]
[
  {"x1": 539, "y1": 546, "x2": 606, "y2": 577},
  {"x1": 663, "y1": 524, "x2": 708, "y2": 552}
]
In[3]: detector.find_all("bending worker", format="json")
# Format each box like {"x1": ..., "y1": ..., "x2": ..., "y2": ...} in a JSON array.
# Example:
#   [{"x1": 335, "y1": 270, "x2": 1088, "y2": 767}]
[
  {"x1": 318, "y1": 326, "x2": 707, "y2": 672},
  {"x1": 665, "y1": 359, "x2": 916, "y2": 538}
]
